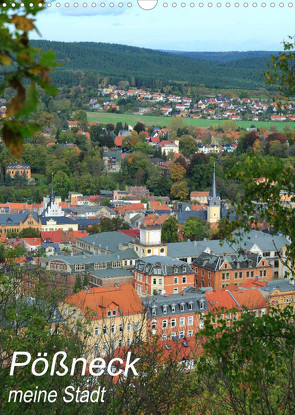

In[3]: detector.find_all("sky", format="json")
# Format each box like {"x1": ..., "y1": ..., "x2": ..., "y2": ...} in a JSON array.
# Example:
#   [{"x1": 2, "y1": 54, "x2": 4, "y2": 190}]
[{"x1": 31, "y1": 2, "x2": 295, "y2": 51}]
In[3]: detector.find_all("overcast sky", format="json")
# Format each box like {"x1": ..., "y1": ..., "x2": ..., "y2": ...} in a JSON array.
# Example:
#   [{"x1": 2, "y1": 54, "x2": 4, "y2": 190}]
[{"x1": 31, "y1": 3, "x2": 294, "y2": 51}]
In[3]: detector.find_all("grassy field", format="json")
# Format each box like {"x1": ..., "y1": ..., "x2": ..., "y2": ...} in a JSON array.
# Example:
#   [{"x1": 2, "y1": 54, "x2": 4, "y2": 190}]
[{"x1": 87, "y1": 112, "x2": 294, "y2": 132}]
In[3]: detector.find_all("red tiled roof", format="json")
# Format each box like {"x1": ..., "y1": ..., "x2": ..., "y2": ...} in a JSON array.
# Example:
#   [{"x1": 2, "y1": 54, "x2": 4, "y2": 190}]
[
  {"x1": 206, "y1": 290, "x2": 238, "y2": 312},
  {"x1": 65, "y1": 284, "x2": 144, "y2": 320},
  {"x1": 118, "y1": 229, "x2": 140, "y2": 239},
  {"x1": 115, "y1": 136, "x2": 124, "y2": 147},
  {"x1": 23, "y1": 238, "x2": 41, "y2": 246}
]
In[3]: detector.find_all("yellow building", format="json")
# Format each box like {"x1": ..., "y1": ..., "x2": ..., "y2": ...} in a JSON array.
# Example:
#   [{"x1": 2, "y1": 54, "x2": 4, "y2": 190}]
[
  {"x1": 5, "y1": 163, "x2": 31, "y2": 180},
  {"x1": 59, "y1": 284, "x2": 146, "y2": 357},
  {"x1": 0, "y1": 212, "x2": 41, "y2": 234}
]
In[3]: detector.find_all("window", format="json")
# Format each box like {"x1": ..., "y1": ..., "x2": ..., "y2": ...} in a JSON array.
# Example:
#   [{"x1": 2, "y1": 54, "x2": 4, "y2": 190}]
[
  {"x1": 208, "y1": 272, "x2": 211, "y2": 280},
  {"x1": 111, "y1": 325, "x2": 116, "y2": 334},
  {"x1": 222, "y1": 273, "x2": 225, "y2": 280},
  {"x1": 158, "y1": 279, "x2": 162, "y2": 285},
  {"x1": 118, "y1": 339, "x2": 122, "y2": 347},
  {"x1": 173, "y1": 288, "x2": 178, "y2": 294},
  {"x1": 174, "y1": 277, "x2": 178, "y2": 284},
  {"x1": 94, "y1": 262, "x2": 107, "y2": 270},
  {"x1": 234, "y1": 272, "x2": 238, "y2": 279},
  {"x1": 188, "y1": 316, "x2": 193, "y2": 326},
  {"x1": 152, "y1": 307, "x2": 157, "y2": 316},
  {"x1": 94, "y1": 343, "x2": 99, "y2": 352},
  {"x1": 263, "y1": 270, "x2": 267, "y2": 277},
  {"x1": 226, "y1": 273, "x2": 229, "y2": 280},
  {"x1": 107, "y1": 310, "x2": 111, "y2": 317},
  {"x1": 180, "y1": 303, "x2": 185, "y2": 311},
  {"x1": 163, "y1": 305, "x2": 167, "y2": 314},
  {"x1": 152, "y1": 322, "x2": 156, "y2": 330},
  {"x1": 179, "y1": 331, "x2": 185, "y2": 338},
  {"x1": 171, "y1": 318, "x2": 176, "y2": 328},
  {"x1": 201, "y1": 269, "x2": 205, "y2": 277},
  {"x1": 199, "y1": 320, "x2": 204, "y2": 329},
  {"x1": 119, "y1": 324, "x2": 123, "y2": 332},
  {"x1": 127, "y1": 338, "x2": 131, "y2": 346},
  {"x1": 260, "y1": 270, "x2": 263, "y2": 277},
  {"x1": 112, "y1": 261, "x2": 121, "y2": 268},
  {"x1": 246, "y1": 271, "x2": 249, "y2": 278},
  {"x1": 162, "y1": 320, "x2": 168, "y2": 329},
  {"x1": 153, "y1": 278, "x2": 157, "y2": 285},
  {"x1": 103, "y1": 325, "x2": 107, "y2": 334},
  {"x1": 134, "y1": 322, "x2": 139, "y2": 332},
  {"x1": 171, "y1": 305, "x2": 176, "y2": 313},
  {"x1": 147, "y1": 249, "x2": 151, "y2": 254},
  {"x1": 94, "y1": 327, "x2": 99, "y2": 336},
  {"x1": 188, "y1": 302, "x2": 193, "y2": 310},
  {"x1": 179, "y1": 317, "x2": 185, "y2": 327},
  {"x1": 187, "y1": 330, "x2": 193, "y2": 337},
  {"x1": 127, "y1": 322, "x2": 132, "y2": 332},
  {"x1": 160, "y1": 248, "x2": 165, "y2": 253},
  {"x1": 251, "y1": 271, "x2": 254, "y2": 278},
  {"x1": 200, "y1": 301, "x2": 204, "y2": 310},
  {"x1": 224, "y1": 263, "x2": 227, "y2": 269},
  {"x1": 102, "y1": 342, "x2": 107, "y2": 351},
  {"x1": 239, "y1": 272, "x2": 243, "y2": 279},
  {"x1": 154, "y1": 267, "x2": 161, "y2": 275},
  {"x1": 75, "y1": 264, "x2": 85, "y2": 271},
  {"x1": 162, "y1": 334, "x2": 167, "y2": 340},
  {"x1": 113, "y1": 310, "x2": 116, "y2": 316},
  {"x1": 182, "y1": 276, "x2": 187, "y2": 284}
]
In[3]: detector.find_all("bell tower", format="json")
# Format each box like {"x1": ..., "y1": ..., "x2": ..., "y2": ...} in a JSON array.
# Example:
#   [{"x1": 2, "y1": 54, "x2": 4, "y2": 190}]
[
  {"x1": 133, "y1": 224, "x2": 167, "y2": 258},
  {"x1": 208, "y1": 163, "x2": 221, "y2": 223}
]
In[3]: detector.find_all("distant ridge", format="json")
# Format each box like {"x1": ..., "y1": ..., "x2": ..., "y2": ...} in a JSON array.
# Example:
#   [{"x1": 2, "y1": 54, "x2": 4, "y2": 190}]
[
  {"x1": 31, "y1": 40, "x2": 277, "y2": 90},
  {"x1": 160, "y1": 50, "x2": 278, "y2": 62}
]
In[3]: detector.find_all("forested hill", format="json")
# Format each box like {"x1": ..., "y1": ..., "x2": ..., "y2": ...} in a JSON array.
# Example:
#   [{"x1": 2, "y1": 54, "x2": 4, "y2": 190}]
[
  {"x1": 31, "y1": 40, "x2": 276, "y2": 90},
  {"x1": 163, "y1": 50, "x2": 276, "y2": 62}
]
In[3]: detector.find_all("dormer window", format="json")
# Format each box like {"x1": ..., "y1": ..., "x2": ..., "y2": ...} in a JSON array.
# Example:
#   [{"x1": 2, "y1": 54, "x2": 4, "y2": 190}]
[
  {"x1": 171, "y1": 305, "x2": 176, "y2": 313},
  {"x1": 152, "y1": 306, "x2": 157, "y2": 316},
  {"x1": 180, "y1": 303, "x2": 185, "y2": 311},
  {"x1": 163, "y1": 305, "x2": 167, "y2": 314},
  {"x1": 224, "y1": 263, "x2": 227, "y2": 269},
  {"x1": 199, "y1": 301, "x2": 204, "y2": 310},
  {"x1": 188, "y1": 302, "x2": 193, "y2": 310},
  {"x1": 107, "y1": 310, "x2": 112, "y2": 317}
]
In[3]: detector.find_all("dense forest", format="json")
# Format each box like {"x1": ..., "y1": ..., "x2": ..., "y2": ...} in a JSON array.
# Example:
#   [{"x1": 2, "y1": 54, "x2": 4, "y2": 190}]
[{"x1": 31, "y1": 40, "x2": 276, "y2": 90}]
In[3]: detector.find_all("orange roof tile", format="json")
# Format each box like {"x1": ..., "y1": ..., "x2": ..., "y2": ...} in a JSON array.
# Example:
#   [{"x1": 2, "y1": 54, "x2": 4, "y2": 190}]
[
  {"x1": 206, "y1": 290, "x2": 238, "y2": 312},
  {"x1": 64, "y1": 284, "x2": 143, "y2": 320}
]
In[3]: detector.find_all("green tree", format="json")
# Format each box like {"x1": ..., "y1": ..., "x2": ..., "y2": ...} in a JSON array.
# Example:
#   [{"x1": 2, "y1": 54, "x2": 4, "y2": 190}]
[
  {"x1": 73, "y1": 275, "x2": 82, "y2": 293},
  {"x1": 53, "y1": 171, "x2": 70, "y2": 199},
  {"x1": 265, "y1": 35, "x2": 295, "y2": 99},
  {"x1": 171, "y1": 180, "x2": 189, "y2": 201},
  {"x1": 179, "y1": 135, "x2": 197, "y2": 157},
  {"x1": 182, "y1": 216, "x2": 210, "y2": 241},
  {"x1": 194, "y1": 306, "x2": 295, "y2": 415},
  {"x1": 161, "y1": 216, "x2": 179, "y2": 243},
  {"x1": 18, "y1": 227, "x2": 41, "y2": 238},
  {"x1": 0, "y1": 2, "x2": 58, "y2": 156}
]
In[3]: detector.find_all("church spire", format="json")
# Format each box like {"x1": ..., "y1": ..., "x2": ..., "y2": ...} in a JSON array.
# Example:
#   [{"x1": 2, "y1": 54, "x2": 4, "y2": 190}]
[
  {"x1": 50, "y1": 173, "x2": 55, "y2": 202},
  {"x1": 210, "y1": 162, "x2": 217, "y2": 198}
]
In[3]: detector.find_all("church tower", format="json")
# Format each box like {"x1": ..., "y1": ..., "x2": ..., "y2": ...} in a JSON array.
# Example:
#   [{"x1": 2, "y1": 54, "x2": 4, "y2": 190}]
[{"x1": 207, "y1": 163, "x2": 221, "y2": 223}]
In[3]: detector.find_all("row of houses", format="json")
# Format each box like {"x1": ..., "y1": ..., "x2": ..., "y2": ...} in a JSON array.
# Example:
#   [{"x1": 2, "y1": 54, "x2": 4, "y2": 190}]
[{"x1": 56, "y1": 276, "x2": 295, "y2": 356}]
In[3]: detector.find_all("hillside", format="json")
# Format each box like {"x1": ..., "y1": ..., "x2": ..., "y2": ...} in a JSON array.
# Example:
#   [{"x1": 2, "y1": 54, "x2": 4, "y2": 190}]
[{"x1": 31, "y1": 40, "x2": 276, "y2": 90}]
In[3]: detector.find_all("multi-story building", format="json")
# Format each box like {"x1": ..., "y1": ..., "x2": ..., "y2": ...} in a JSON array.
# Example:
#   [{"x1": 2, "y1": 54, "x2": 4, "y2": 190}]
[
  {"x1": 5, "y1": 163, "x2": 31, "y2": 180},
  {"x1": 133, "y1": 256, "x2": 195, "y2": 296},
  {"x1": 143, "y1": 288, "x2": 208, "y2": 341},
  {"x1": 0, "y1": 212, "x2": 41, "y2": 234},
  {"x1": 259, "y1": 279, "x2": 295, "y2": 310},
  {"x1": 193, "y1": 252, "x2": 272, "y2": 291},
  {"x1": 59, "y1": 284, "x2": 145, "y2": 356}
]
